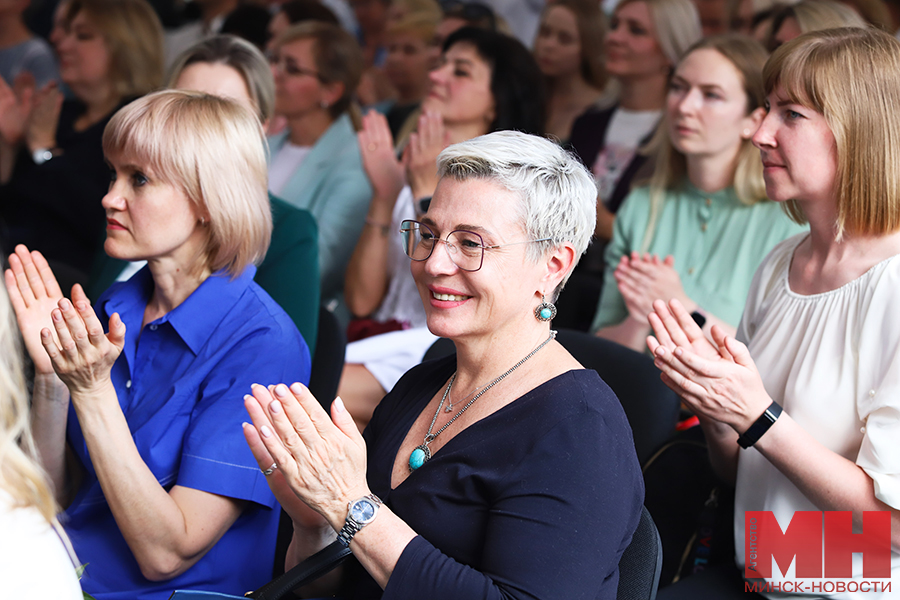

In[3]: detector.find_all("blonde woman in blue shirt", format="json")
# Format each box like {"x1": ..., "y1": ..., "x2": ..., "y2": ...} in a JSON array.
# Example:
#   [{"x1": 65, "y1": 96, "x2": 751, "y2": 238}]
[{"x1": 593, "y1": 34, "x2": 806, "y2": 352}]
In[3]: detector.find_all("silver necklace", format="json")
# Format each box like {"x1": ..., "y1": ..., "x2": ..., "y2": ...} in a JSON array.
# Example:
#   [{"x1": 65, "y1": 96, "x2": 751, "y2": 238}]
[
  {"x1": 444, "y1": 382, "x2": 484, "y2": 413},
  {"x1": 408, "y1": 330, "x2": 557, "y2": 471}
]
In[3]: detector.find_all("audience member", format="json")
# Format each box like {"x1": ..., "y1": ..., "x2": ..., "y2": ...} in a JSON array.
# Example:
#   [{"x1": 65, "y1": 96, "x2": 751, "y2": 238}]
[
  {"x1": 766, "y1": 0, "x2": 865, "y2": 50},
  {"x1": 352, "y1": 0, "x2": 394, "y2": 105},
  {"x1": 651, "y1": 27, "x2": 900, "y2": 598},
  {"x1": 0, "y1": 0, "x2": 163, "y2": 289},
  {"x1": 433, "y1": 2, "x2": 498, "y2": 52},
  {"x1": 0, "y1": 278, "x2": 81, "y2": 598},
  {"x1": 266, "y1": 0, "x2": 340, "y2": 53},
  {"x1": 244, "y1": 130, "x2": 644, "y2": 600},
  {"x1": 5, "y1": 90, "x2": 310, "y2": 599},
  {"x1": 267, "y1": 21, "x2": 372, "y2": 307},
  {"x1": 378, "y1": 12, "x2": 440, "y2": 138},
  {"x1": 386, "y1": 0, "x2": 442, "y2": 25},
  {"x1": 556, "y1": 0, "x2": 701, "y2": 331},
  {"x1": 839, "y1": 0, "x2": 892, "y2": 29},
  {"x1": 693, "y1": 0, "x2": 730, "y2": 34},
  {"x1": 726, "y1": 0, "x2": 784, "y2": 35},
  {"x1": 0, "y1": 0, "x2": 59, "y2": 87},
  {"x1": 87, "y1": 35, "x2": 322, "y2": 353},
  {"x1": 341, "y1": 27, "x2": 544, "y2": 431},
  {"x1": 533, "y1": 0, "x2": 607, "y2": 143},
  {"x1": 593, "y1": 34, "x2": 805, "y2": 351},
  {"x1": 220, "y1": 3, "x2": 274, "y2": 50},
  {"x1": 164, "y1": 0, "x2": 238, "y2": 65},
  {"x1": 476, "y1": 0, "x2": 543, "y2": 46}
]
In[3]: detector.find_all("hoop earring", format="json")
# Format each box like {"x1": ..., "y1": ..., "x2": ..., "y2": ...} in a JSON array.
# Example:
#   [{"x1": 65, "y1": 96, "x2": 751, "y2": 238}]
[{"x1": 534, "y1": 295, "x2": 557, "y2": 322}]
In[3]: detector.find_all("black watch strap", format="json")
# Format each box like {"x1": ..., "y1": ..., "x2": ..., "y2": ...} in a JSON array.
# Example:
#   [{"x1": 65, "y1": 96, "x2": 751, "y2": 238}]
[
  {"x1": 737, "y1": 401, "x2": 783, "y2": 449},
  {"x1": 690, "y1": 310, "x2": 706, "y2": 329}
]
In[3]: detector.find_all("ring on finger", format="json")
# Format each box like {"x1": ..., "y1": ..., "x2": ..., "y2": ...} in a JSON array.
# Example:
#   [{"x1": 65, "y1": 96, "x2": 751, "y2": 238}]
[{"x1": 262, "y1": 462, "x2": 277, "y2": 476}]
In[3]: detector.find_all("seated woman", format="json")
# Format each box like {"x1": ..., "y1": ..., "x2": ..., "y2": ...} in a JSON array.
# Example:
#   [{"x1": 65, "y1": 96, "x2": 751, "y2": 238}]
[
  {"x1": 650, "y1": 27, "x2": 900, "y2": 598},
  {"x1": 532, "y1": 0, "x2": 607, "y2": 143},
  {"x1": 88, "y1": 34, "x2": 321, "y2": 353},
  {"x1": 341, "y1": 27, "x2": 544, "y2": 431},
  {"x1": 244, "y1": 130, "x2": 645, "y2": 599},
  {"x1": 0, "y1": 0, "x2": 163, "y2": 286},
  {"x1": 5, "y1": 91, "x2": 311, "y2": 599},
  {"x1": 766, "y1": 0, "x2": 865, "y2": 50},
  {"x1": 554, "y1": 0, "x2": 701, "y2": 331},
  {"x1": 0, "y1": 282, "x2": 81, "y2": 599},
  {"x1": 267, "y1": 21, "x2": 372, "y2": 305},
  {"x1": 593, "y1": 34, "x2": 806, "y2": 352}
]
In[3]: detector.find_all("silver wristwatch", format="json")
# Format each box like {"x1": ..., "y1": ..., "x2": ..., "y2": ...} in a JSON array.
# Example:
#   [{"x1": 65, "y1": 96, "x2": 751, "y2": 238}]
[{"x1": 336, "y1": 494, "x2": 382, "y2": 547}]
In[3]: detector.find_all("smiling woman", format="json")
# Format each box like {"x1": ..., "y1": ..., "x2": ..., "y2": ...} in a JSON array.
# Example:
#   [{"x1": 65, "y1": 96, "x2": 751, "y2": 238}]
[
  {"x1": 243, "y1": 130, "x2": 644, "y2": 600},
  {"x1": 4, "y1": 90, "x2": 310, "y2": 599}
]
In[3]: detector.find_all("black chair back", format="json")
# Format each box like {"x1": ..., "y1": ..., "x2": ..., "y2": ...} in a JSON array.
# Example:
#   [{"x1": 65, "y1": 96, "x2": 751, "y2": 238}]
[{"x1": 617, "y1": 506, "x2": 663, "y2": 600}]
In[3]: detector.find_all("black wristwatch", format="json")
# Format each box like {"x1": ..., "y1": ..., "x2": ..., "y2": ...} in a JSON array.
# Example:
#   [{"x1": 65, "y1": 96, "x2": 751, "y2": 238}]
[
  {"x1": 336, "y1": 494, "x2": 382, "y2": 547},
  {"x1": 737, "y1": 401, "x2": 783, "y2": 449}
]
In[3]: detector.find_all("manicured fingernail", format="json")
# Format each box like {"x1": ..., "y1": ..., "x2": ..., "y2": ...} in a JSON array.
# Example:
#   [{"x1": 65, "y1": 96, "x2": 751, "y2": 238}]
[
  {"x1": 333, "y1": 396, "x2": 345, "y2": 412},
  {"x1": 52, "y1": 310, "x2": 61, "y2": 321},
  {"x1": 260, "y1": 425, "x2": 272, "y2": 438},
  {"x1": 76, "y1": 301, "x2": 88, "y2": 311},
  {"x1": 275, "y1": 384, "x2": 289, "y2": 398},
  {"x1": 674, "y1": 348, "x2": 683, "y2": 357},
  {"x1": 61, "y1": 299, "x2": 71, "y2": 310},
  {"x1": 290, "y1": 382, "x2": 305, "y2": 394},
  {"x1": 269, "y1": 400, "x2": 281, "y2": 414},
  {"x1": 655, "y1": 346, "x2": 666, "y2": 356}
]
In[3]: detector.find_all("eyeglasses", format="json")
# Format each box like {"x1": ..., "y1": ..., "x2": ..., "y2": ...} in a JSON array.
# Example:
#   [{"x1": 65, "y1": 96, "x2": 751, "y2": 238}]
[
  {"x1": 400, "y1": 219, "x2": 551, "y2": 272},
  {"x1": 266, "y1": 52, "x2": 323, "y2": 81}
]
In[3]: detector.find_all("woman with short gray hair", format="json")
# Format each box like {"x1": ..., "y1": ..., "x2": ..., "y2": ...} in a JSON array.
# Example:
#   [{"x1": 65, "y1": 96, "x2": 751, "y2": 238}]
[{"x1": 244, "y1": 130, "x2": 644, "y2": 600}]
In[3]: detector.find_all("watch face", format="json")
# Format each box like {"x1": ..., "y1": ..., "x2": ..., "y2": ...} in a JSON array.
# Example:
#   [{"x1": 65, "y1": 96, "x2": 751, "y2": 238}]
[{"x1": 349, "y1": 498, "x2": 377, "y2": 524}]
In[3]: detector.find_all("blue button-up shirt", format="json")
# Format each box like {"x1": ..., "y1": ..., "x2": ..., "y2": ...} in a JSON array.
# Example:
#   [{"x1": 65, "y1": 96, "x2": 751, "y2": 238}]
[{"x1": 63, "y1": 266, "x2": 311, "y2": 599}]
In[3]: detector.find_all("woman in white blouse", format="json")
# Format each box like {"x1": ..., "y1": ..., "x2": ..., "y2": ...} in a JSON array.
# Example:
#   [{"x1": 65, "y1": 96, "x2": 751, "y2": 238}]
[
  {"x1": 0, "y1": 280, "x2": 81, "y2": 599},
  {"x1": 649, "y1": 27, "x2": 900, "y2": 599}
]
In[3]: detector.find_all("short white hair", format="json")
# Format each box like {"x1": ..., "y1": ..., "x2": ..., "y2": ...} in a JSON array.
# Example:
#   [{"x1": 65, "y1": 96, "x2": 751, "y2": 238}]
[{"x1": 436, "y1": 131, "x2": 597, "y2": 293}]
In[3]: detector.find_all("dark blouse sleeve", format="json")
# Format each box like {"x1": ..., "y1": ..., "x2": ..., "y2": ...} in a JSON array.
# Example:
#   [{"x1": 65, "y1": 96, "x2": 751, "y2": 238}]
[{"x1": 380, "y1": 375, "x2": 644, "y2": 600}]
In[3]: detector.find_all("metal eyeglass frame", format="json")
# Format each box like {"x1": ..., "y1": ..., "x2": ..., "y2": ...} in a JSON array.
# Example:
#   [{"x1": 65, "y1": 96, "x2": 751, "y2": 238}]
[{"x1": 399, "y1": 219, "x2": 551, "y2": 272}]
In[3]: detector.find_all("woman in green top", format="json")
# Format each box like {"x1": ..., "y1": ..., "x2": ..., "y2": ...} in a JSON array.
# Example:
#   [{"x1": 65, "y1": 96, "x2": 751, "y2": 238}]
[{"x1": 593, "y1": 34, "x2": 806, "y2": 352}]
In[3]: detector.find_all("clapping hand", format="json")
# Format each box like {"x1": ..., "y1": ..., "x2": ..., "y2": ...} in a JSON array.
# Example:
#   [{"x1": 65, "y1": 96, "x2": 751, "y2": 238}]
[
  {"x1": 403, "y1": 110, "x2": 448, "y2": 201},
  {"x1": 647, "y1": 299, "x2": 771, "y2": 432},
  {"x1": 358, "y1": 110, "x2": 405, "y2": 205},
  {"x1": 615, "y1": 253, "x2": 694, "y2": 324},
  {"x1": 0, "y1": 73, "x2": 36, "y2": 146},
  {"x1": 243, "y1": 384, "x2": 369, "y2": 530},
  {"x1": 25, "y1": 80, "x2": 62, "y2": 152}
]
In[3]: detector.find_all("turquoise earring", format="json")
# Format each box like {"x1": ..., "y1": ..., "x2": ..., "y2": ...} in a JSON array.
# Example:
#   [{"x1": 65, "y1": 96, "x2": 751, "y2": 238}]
[{"x1": 534, "y1": 295, "x2": 557, "y2": 322}]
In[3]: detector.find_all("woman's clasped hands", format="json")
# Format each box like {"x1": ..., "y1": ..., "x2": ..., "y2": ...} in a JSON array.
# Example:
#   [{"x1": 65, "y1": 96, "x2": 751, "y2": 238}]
[
  {"x1": 616, "y1": 252, "x2": 693, "y2": 323},
  {"x1": 243, "y1": 384, "x2": 370, "y2": 531},
  {"x1": 4, "y1": 245, "x2": 124, "y2": 395},
  {"x1": 646, "y1": 298, "x2": 773, "y2": 434}
]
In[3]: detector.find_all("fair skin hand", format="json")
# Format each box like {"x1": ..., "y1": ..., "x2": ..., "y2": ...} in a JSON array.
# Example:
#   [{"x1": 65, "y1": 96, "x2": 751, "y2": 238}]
[
  {"x1": 345, "y1": 110, "x2": 406, "y2": 318},
  {"x1": 25, "y1": 81, "x2": 63, "y2": 153},
  {"x1": 404, "y1": 110, "x2": 449, "y2": 201},
  {"x1": 5, "y1": 246, "x2": 246, "y2": 581},
  {"x1": 244, "y1": 384, "x2": 417, "y2": 589},
  {"x1": 0, "y1": 72, "x2": 36, "y2": 147},
  {"x1": 647, "y1": 299, "x2": 900, "y2": 547}
]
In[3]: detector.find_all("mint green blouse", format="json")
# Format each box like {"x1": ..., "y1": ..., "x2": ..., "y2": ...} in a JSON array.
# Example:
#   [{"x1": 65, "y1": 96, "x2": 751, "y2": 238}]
[{"x1": 591, "y1": 183, "x2": 807, "y2": 332}]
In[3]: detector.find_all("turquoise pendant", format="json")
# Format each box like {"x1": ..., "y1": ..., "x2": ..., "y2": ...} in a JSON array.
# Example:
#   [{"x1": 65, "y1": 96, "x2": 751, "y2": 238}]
[
  {"x1": 409, "y1": 444, "x2": 431, "y2": 471},
  {"x1": 540, "y1": 307, "x2": 553, "y2": 319}
]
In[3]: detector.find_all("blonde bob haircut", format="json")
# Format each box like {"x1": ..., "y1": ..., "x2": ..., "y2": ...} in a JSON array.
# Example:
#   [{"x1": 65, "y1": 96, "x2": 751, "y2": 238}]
[
  {"x1": 103, "y1": 91, "x2": 272, "y2": 277},
  {"x1": 764, "y1": 27, "x2": 900, "y2": 238},
  {"x1": 640, "y1": 34, "x2": 768, "y2": 251},
  {"x1": 64, "y1": 0, "x2": 164, "y2": 100},
  {"x1": 614, "y1": 0, "x2": 702, "y2": 67}
]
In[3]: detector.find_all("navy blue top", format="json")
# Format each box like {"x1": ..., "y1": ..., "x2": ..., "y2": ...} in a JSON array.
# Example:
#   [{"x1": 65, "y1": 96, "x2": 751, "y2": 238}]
[
  {"x1": 354, "y1": 356, "x2": 644, "y2": 599},
  {"x1": 63, "y1": 265, "x2": 311, "y2": 599}
]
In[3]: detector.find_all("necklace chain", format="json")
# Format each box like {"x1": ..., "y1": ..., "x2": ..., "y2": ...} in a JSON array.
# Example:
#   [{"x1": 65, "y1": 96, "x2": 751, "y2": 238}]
[{"x1": 409, "y1": 330, "x2": 557, "y2": 471}]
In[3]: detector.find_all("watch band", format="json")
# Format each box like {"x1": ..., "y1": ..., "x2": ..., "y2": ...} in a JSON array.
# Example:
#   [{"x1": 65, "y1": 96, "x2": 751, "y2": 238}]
[
  {"x1": 690, "y1": 310, "x2": 707, "y2": 329},
  {"x1": 737, "y1": 400, "x2": 783, "y2": 449},
  {"x1": 336, "y1": 494, "x2": 382, "y2": 548}
]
